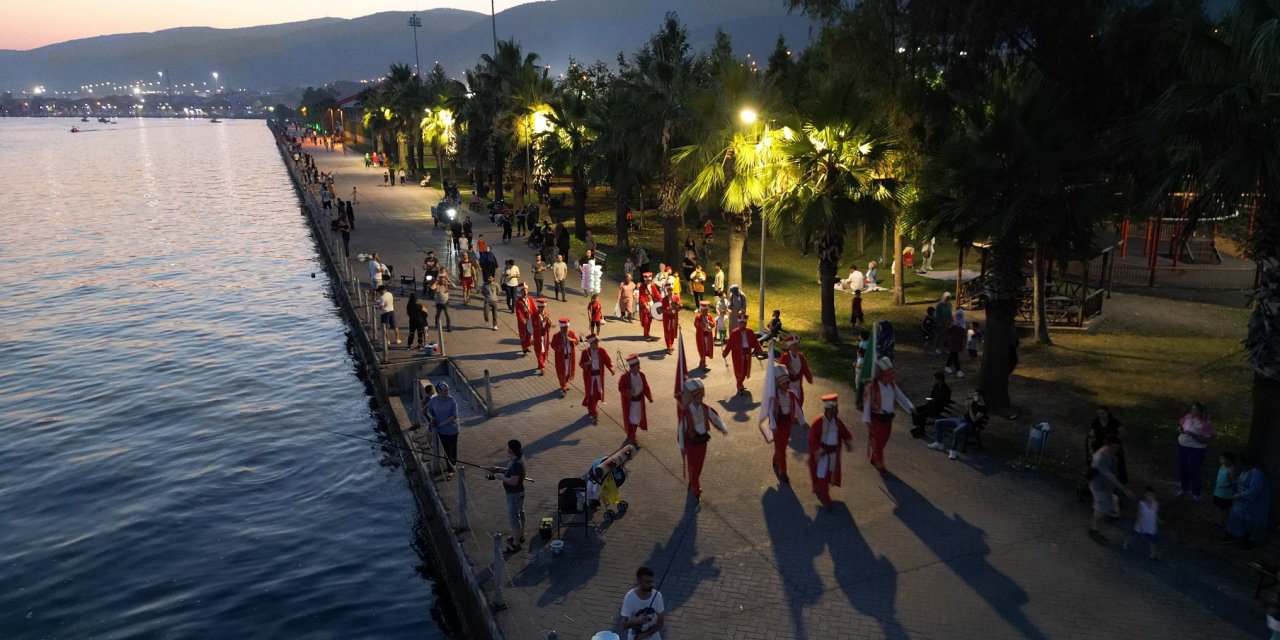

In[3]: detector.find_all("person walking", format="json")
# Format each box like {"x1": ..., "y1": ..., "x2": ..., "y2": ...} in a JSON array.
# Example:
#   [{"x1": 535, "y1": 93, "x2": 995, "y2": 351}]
[
  {"x1": 427, "y1": 382, "x2": 460, "y2": 479},
  {"x1": 728, "y1": 284, "x2": 747, "y2": 319},
  {"x1": 350, "y1": 186, "x2": 359, "y2": 204},
  {"x1": 1087, "y1": 435, "x2": 1134, "y2": 543},
  {"x1": 850, "y1": 290, "x2": 864, "y2": 328},
  {"x1": 617, "y1": 355, "x2": 654, "y2": 443},
  {"x1": 502, "y1": 260, "x2": 521, "y2": 312},
  {"x1": 618, "y1": 274, "x2": 637, "y2": 322},
  {"x1": 549, "y1": 318, "x2": 579, "y2": 397},
  {"x1": 457, "y1": 253, "x2": 476, "y2": 304},
  {"x1": 552, "y1": 254, "x2": 569, "y2": 302},
  {"x1": 693, "y1": 301, "x2": 714, "y2": 370},
  {"x1": 677, "y1": 379, "x2": 727, "y2": 504},
  {"x1": 479, "y1": 247, "x2": 499, "y2": 284},
  {"x1": 531, "y1": 298, "x2": 552, "y2": 375},
  {"x1": 480, "y1": 275, "x2": 500, "y2": 330},
  {"x1": 531, "y1": 255, "x2": 548, "y2": 297},
  {"x1": 336, "y1": 215, "x2": 351, "y2": 257},
  {"x1": 723, "y1": 314, "x2": 764, "y2": 393},
  {"x1": 514, "y1": 285, "x2": 538, "y2": 354},
  {"x1": 777, "y1": 336, "x2": 814, "y2": 407},
  {"x1": 861, "y1": 357, "x2": 914, "y2": 472},
  {"x1": 637, "y1": 273, "x2": 659, "y2": 340},
  {"x1": 809, "y1": 394, "x2": 853, "y2": 507},
  {"x1": 376, "y1": 285, "x2": 401, "y2": 345},
  {"x1": 943, "y1": 311, "x2": 967, "y2": 378},
  {"x1": 933, "y1": 292, "x2": 953, "y2": 354},
  {"x1": 1225, "y1": 454, "x2": 1271, "y2": 548},
  {"x1": 432, "y1": 272, "x2": 453, "y2": 332},
  {"x1": 497, "y1": 439, "x2": 526, "y2": 553},
  {"x1": 767, "y1": 369, "x2": 806, "y2": 484},
  {"x1": 690, "y1": 263, "x2": 707, "y2": 307},
  {"x1": 636, "y1": 246, "x2": 650, "y2": 276},
  {"x1": 661, "y1": 286, "x2": 681, "y2": 353},
  {"x1": 588, "y1": 293, "x2": 604, "y2": 337},
  {"x1": 1175, "y1": 401, "x2": 1213, "y2": 500},
  {"x1": 555, "y1": 223, "x2": 571, "y2": 265},
  {"x1": 345, "y1": 199, "x2": 355, "y2": 231},
  {"x1": 578, "y1": 335, "x2": 615, "y2": 424},
  {"x1": 501, "y1": 211, "x2": 513, "y2": 243}
]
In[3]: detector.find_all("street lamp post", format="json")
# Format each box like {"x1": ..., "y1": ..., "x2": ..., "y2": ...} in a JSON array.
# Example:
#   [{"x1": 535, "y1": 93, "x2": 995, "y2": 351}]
[
  {"x1": 739, "y1": 107, "x2": 768, "y2": 330},
  {"x1": 407, "y1": 14, "x2": 422, "y2": 77},
  {"x1": 212, "y1": 72, "x2": 219, "y2": 95}
]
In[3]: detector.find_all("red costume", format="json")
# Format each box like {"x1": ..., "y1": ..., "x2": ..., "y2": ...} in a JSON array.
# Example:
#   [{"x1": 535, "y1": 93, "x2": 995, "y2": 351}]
[
  {"x1": 770, "y1": 383, "x2": 806, "y2": 481},
  {"x1": 549, "y1": 319, "x2": 578, "y2": 394},
  {"x1": 588, "y1": 299, "x2": 603, "y2": 335},
  {"x1": 531, "y1": 300, "x2": 551, "y2": 373},
  {"x1": 617, "y1": 356, "x2": 653, "y2": 442},
  {"x1": 678, "y1": 380, "x2": 726, "y2": 500},
  {"x1": 778, "y1": 339, "x2": 814, "y2": 405},
  {"x1": 860, "y1": 358, "x2": 914, "y2": 471},
  {"x1": 693, "y1": 304, "x2": 714, "y2": 369},
  {"x1": 514, "y1": 288, "x2": 537, "y2": 353},
  {"x1": 722, "y1": 317, "x2": 763, "y2": 391},
  {"x1": 661, "y1": 292, "x2": 681, "y2": 352},
  {"x1": 578, "y1": 339, "x2": 614, "y2": 422},
  {"x1": 808, "y1": 395, "x2": 853, "y2": 507},
  {"x1": 637, "y1": 275, "x2": 659, "y2": 339}
]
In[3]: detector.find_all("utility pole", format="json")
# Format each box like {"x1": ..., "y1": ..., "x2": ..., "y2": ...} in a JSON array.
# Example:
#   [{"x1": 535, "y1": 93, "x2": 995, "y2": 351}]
[
  {"x1": 490, "y1": 0, "x2": 499, "y2": 56},
  {"x1": 407, "y1": 14, "x2": 423, "y2": 77}
]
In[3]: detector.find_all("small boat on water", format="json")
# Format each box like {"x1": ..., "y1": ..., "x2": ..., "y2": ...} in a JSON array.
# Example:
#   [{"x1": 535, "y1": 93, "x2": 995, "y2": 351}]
[
  {"x1": 97, "y1": 117, "x2": 109, "y2": 123},
  {"x1": 80, "y1": 117, "x2": 89, "y2": 122},
  {"x1": 70, "y1": 127, "x2": 80, "y2": 133},
  {"x1": 210, "y1": 118, "x2": 222, "y2": 123}
]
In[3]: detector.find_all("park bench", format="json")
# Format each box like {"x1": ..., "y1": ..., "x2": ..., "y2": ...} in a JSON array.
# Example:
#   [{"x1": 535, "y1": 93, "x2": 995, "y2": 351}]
[
  {"x1": 923, "y1": 401, "x2": 985, "y2": 451},
  {"x1": 1244, "y1": 543, "x2": 1280, "y2": 598}
]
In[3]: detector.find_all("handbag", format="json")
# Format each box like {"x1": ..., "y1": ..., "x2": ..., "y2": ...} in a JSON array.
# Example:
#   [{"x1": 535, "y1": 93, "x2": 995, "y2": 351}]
[{"x1": 692, "y1": 281, "x2": 705, "y2": 293}]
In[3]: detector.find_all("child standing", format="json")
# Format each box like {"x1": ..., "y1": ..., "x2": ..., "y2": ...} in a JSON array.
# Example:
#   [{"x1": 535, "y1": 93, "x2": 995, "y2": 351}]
[
  {"x1": 920, "y1": 307, "x2": 936, "y2": 349},
  {"x1": 966, "y1": 321, "x2": 983, "y2": 360},
  {"x1": 1212, "y1": 452, "x2": 1237, "y2": 529},
  {"x1": 944, "y1": 314, "x2": 967, "y2": 378},
  {"x1": 850, "y1": 290, "x2": 864, "y2": 328},
  {"x1": 1124, "y1": 487, "x2": 1161, "y2": 560},
  {"x1": 715, "y1": 307, "x2": 729, "y2": 345},
  {"x1": 588, "y1": 293, "x2": 603, "y2": 336}
]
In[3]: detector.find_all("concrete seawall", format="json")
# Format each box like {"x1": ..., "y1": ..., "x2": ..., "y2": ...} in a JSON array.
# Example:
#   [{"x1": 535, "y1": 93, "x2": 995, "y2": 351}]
[{"x1": 270, "y1": 125, "x2": 504, "y2": 640}]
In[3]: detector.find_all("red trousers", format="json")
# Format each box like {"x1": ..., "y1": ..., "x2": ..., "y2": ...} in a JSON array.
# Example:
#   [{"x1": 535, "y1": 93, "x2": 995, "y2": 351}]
[
  {"x1": 639, "y1": 310, "x2": 652, "y2": 337},
  {"x1": 686, "y1": 442, "x2": 708, "y2": 497},
  {"x1": 772, "y1": 423, "x2": 792, "y2": 477},
  {"x1": 624, "y1": 422, "x2": 639, "y2": 442},
  {"x1": 534, "y1": 341, "x2": 548, "y2": 370},
  {"x1": 814, "y1": 476, "x2": 832, "y2": 507},
  {"x1": 867, "y1": 415, "x2": 892, "y2": 470}
]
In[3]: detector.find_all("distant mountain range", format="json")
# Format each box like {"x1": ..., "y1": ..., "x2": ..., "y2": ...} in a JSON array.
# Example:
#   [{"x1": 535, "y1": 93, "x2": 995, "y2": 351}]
[{"x1": 0, "y1": 0, "x2": 816, "y2": 94}]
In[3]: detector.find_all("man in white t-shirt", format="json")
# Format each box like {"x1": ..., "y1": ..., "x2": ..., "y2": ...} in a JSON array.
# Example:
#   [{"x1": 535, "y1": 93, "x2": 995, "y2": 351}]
[
  {"x1": 369, "y1": 252, "x2": 390, "y2": 288},
  {"x1": 619, "y1": 566, "x2": 665, "y2": 640}
]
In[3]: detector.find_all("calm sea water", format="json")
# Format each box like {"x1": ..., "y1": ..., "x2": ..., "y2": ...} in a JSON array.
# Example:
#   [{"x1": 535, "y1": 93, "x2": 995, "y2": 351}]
[{"x1": 0, "y1": 118, "x2": 446, "y2": 639}]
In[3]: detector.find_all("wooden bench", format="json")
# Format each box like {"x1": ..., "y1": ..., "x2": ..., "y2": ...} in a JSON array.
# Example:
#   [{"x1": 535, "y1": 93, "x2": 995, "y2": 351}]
[{"x1": 1244, "y1": 544, "x2": 1280, "y2": 598}]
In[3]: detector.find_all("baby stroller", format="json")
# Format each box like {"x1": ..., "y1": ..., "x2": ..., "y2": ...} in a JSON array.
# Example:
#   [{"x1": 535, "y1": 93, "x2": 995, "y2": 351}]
[
  {"x1": 527, "y1": 224, "x2": 545, "y2": 251},
  {"x1": 586, "y1": 443, "x2": 639, "y2": 521}
]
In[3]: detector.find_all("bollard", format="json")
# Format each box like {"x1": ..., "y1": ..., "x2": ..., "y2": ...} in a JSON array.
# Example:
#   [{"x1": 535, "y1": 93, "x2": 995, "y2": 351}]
[
  {"x1": 484, "y1": 369, "x2": 494, "y2": 416},
  {"x1": 491, "y1": 532, "x2": 508, "y2": 610},
  {"x1": 436, "y1": 324, "x2": 446, "y2": 357},
  {"x1": 431, "y1": 426, "x2": 444, "y2": 476},
  {"x1": 456, "y1": 466, "x2": 470, "y2": 532},
  {"x1": 381, "y1": 330, "x2": 389, "y2": 364}
]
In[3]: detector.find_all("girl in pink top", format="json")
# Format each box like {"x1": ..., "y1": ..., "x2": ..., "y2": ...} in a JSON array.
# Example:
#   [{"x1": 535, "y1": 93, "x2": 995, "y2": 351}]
[{"x1": 1176, "y1": 401, "x2": 1213, "y2": 500}]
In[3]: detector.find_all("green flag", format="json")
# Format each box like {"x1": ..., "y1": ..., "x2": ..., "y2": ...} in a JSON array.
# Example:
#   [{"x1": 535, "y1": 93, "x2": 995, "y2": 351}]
[{"x1": 855, "y1": 325, "x2": 876, "y2": 406}]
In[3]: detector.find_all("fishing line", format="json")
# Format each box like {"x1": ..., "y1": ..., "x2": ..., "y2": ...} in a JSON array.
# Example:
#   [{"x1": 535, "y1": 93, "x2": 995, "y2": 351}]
[{"x1": 319, "y1": 428, "x2": 536, "y2": 481}]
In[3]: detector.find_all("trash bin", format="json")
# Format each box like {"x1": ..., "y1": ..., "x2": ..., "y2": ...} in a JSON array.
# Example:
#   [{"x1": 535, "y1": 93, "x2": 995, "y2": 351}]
[{"x1": 1025, "y1": 422, "x2": 1052, "y2": 465}]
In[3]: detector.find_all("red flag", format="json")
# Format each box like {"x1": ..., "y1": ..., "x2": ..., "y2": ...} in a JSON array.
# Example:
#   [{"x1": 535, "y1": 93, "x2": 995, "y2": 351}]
[{"x1": 674, "y1": 329, "x2": 689, "y2": 476}]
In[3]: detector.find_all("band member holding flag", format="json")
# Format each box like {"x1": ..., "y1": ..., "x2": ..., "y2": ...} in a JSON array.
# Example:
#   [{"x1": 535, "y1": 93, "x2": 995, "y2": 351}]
[
  {"x1": 661, "y1": 284, "x2": 681, "y2": 353},
  {"x1": 723, "y1": 314, "x2": 764, "y2": 393},
  {"x1": 765, "y1": 364, "x2": 806, "y2": 483},
  {"x1": 514, "y1": 283, "x2": 538, "y2": 355},
  {"x1": 861, "y1": 356, "x2": 915, "y2": 471},
  {"x1": 579, "y1": 334, "x2": 615, "y2": 424},
  {"x1": 550, "y1": 317, "x2": 579, "y2": 397},
  {"x1": 617, "y1": 354, "x2": 654, "y2": 443},
  {"x1": 778, "y1": 335, "x2": 814, "y2": 406},
  {"x1": 693, "y1": 301, "x2": 714, "y2": 371},
  {"x1": 531, "y1": 298, "x2": 552, "y2": 375},
  {"x1": 637, "y1": 272, "x2": 659, "y2": 340},
  {"x1": 808, "y1": 394, "x2": 853, "y2": 508},
  {"x1": 677, "y1": 378, "x2": 727, "y2": 504}
]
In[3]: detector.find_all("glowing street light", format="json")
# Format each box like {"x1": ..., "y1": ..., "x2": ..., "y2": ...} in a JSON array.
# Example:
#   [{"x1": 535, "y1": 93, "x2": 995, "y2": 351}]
[
  {"x1": 212, "y1": 71, "x2": 220, "y2": 93},
  {"x1": 739, "y1": 107, "x2": 758, "y2": 126}
]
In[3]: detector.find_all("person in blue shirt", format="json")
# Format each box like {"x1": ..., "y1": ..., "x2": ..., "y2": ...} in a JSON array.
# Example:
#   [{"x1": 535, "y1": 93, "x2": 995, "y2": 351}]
[{"x1": 427, "y1": 382, "x2": 460, "y2": 479}]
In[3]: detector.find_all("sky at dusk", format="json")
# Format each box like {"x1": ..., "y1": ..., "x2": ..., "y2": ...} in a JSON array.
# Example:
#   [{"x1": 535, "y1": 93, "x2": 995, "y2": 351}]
[{"x1": 1, "y1": 1, "x2": 541, "y2": 51}]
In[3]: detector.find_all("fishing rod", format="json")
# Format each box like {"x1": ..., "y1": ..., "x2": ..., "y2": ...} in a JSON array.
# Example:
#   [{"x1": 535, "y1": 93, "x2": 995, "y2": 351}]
[{"x1": 319, "y1": 428, "x2": 536, "y2": 482}]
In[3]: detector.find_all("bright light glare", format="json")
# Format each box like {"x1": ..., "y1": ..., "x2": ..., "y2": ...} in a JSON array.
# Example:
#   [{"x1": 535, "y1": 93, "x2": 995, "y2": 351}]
[{"x1": 739, "y1": 108, "x2": 758, "y2": 125}]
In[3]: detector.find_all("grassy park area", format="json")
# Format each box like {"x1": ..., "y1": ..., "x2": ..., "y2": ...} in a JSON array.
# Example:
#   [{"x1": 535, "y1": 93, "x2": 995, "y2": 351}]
[{"x1": 545, "y1": 186, "x2": 1253, "y2": 491}]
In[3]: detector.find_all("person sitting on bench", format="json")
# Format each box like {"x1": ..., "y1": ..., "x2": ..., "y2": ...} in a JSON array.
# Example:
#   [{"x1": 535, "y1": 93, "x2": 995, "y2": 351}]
[
  {"x1": 911, "y1": 371, "x2": 952, "y2": 430},
  {"x1": 928, "y1": 389, "x2": 988, "y2": 459}
]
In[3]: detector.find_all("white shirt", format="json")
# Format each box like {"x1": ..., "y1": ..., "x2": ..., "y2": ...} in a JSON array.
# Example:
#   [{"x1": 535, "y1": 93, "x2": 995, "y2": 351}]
[
  {"x1": 504, "y1": 266, "x2": 521, "y2": 288},
  {"x1": 369, "y1": 259, "x2": 385, "y2": 284},
  {"x1": 684, "y1": 402, "x2": 725, "y2": 435},
  {"x1": 620, "y1": 588, "x2": 665, "y2": 640},
  {"x1": 862, "y1": 381, "x2": 913, "y2": 423},
  {"x1": 379, "y1": 291, "x2": 394, "y2": 313},
  {"x1": 846, "y1": 270, "x2": 865, "y2": 291},
  {"x1": 1134, "y1": 499, "x2": 1158, "y2": 535}
]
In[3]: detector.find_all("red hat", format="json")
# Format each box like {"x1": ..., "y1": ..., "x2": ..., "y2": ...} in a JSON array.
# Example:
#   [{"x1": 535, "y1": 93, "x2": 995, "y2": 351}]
[
  {"x1": 536, "y1": 297, "x2": 548, "y2": 307},
  {"x1": 821, "y1": 393, "x2": 839, "y2": 408},
  {"x1": 626, "y1": 354, "x2": 640, "y2": 365},
  {"x1": 642, "y1": 272, "x2": 653, "y2": 279},
  {"x1": 558, "y1": 317, "x2": 570, "y2": 327}
]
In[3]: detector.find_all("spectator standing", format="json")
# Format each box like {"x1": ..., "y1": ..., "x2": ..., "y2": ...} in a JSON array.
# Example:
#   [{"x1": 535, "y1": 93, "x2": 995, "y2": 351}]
[
  {"x1": 690, "y1": 263, "x2": 707, "y2": 307},
  {"x1": 427, "y1": 383, "x2": 460, "y2": 479},
  {"x1": 345, "y1": 200, "x2": 355, "y2": 231},
  {"x1": 376, "y1": 285, "x2": 400, "y2": 345},
  {"x1": 531, "y1": 255, "x2": 548, "y2": 298},
  {"x1": 619, "y1": 566, "x2": 665, "y2": 640},
  {"x1": 943, "y1": 312, "x2": 967, "y2": 378},
  {"x1": 1175, "y1": 401, "x2": 1213, "y2": 500},
  {"x1": 336, "y1": 216, "x2": 351, "y2": 257},
  {"x1": 1212, "y1": 452, "x2": 1237, "y2": 529},
  {"x1": 1088, "y1": 435, "x2": 1135, "y2": 544},
  {"x1": 368, "y1": 252, "x2": 390, "y2": 289},
  {"x1": 497, "y1": 439, "x2": 526, "y2": 553},
  {"x1": 1123, "y1": 487, "x2": 1161, "y2": 560},
  {"x1": 850, "y1": 290, "x2": 864, "y2": 328},
  {"x1": 933, "y1": 292, "x2": 953, "y2": 353},
  {"x1": 501, "y1": 211, "x2": 513, "y2": 243},
  {"x1": 618, "y1": 274, "x2": 637, "y2": 322},
  {"x1": 552, "y1": 254, "x2": 569, "y2": 301},
  {"x1": 712, "y1": 262, "x2": 725, "y2": 297},
  {"x1": 966, "y1": 321, "x2": 983, "y2": 360},
  {"x1": 406, "y1": 293, "x2": 429, "y2": 349},
  {"x1": 433, "y1": 272, "x2": 454, "y2": 332},
  {"x1": 636, "y1": 246, "x2": 650, "y2": 276},
  {"x1": 728, "y1": 284, "x2": 747, "y2": 319},
  {"x1": 480, "y1": 276, "x2": 500, "y2": 330},
  {"x1": 1226, "y1": 454, "x2": 1271, "y2": 548},
  {"x1": 584, "y1": 229, "x2": 598, "y2": 254},
  {"x1": 555, "y1": 223, "x2": 571, "y2": 264},
  {"x1": 503, "y1": 260, "x2": 521, "y2": 312},
  {"x1": 920, "y1": 307, "x2": 936, "y2": 349}
]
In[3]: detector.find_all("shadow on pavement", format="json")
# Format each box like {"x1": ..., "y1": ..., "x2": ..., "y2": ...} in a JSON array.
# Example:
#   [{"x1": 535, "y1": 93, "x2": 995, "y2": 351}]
[{"x1": 644, "y1": 494, "x2": 721, "y2": 611}]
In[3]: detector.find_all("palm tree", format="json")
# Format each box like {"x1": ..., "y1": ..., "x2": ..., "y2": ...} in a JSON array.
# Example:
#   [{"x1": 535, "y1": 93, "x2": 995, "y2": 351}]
[
  {"x1": 467, "y1": 40, "x2": 544, "y2": 203},
  {"x1": 1140, "y1": 0, "x2": 1280, "y2": 475},
  {"x1": 762, "y1": 81, "x2": 898, "y2": 343},
  {"x1": 916, "y1": 66, "x2": 1117, "y2": 409},
  {"x1": 542, "y1": 72, "x2": 598, "y2": 238},
  {"x1": 674, "y1": 57, "x2": 775, "y2": 290},
  {"x1": 588, "y1": 78, "x2": 642, "y2": 247}
]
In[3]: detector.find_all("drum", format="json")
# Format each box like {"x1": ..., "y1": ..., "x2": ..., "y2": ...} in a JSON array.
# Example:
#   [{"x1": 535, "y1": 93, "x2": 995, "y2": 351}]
[{"x1": 649, "y1": 301, "x2": 663, "y2": 320}]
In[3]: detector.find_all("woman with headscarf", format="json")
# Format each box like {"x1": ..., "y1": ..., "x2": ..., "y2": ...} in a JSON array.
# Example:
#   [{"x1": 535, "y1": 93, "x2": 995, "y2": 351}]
[
  {"x1": 875, "y1": 320, "x2": 896, "y2": 361},
  {"x1": 1226, "y1": 454, "x2": 1271, "y2": 548}
]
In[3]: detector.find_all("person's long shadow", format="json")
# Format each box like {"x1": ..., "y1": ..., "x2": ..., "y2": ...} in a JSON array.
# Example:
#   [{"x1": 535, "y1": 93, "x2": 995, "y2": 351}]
[
  {"x1": 885, "y1": 479, "x2": 1046, "y2": 640},
  {"x1": 762, "y1": 486, "x2": 823, "y2": 638},
  {"x1": 717, "y1": 392, "x2": 760, "y2": 424},
  {"x1": 643, "y1": 494, "x2": 720, "y2": 611},
  {"x1": 823, "y1": 502, "x2": 908, "y2": 639},
  {"x1": 522, "y1": 415, "x2": 595, "y2": 456}
]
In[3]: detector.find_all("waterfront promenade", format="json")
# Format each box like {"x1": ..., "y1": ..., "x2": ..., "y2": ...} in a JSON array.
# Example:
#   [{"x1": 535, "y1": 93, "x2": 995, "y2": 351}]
[{"x1": 302, "y1": 143, "x2": 1264, "y2": 640}]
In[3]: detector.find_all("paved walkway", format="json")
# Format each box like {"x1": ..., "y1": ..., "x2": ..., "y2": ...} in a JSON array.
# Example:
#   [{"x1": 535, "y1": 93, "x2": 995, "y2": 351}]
[{"x1": 297, "y1": 139, "x2": 1265, "y2": 640}]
